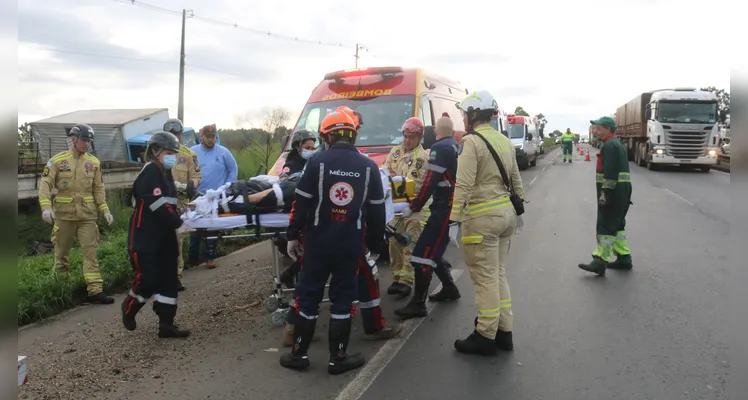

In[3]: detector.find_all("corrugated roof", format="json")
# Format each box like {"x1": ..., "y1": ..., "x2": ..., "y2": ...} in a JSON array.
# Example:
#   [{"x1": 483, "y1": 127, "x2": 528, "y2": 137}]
[{"x1": 31, "y1": 108, "x2": 168, "y2": 126}]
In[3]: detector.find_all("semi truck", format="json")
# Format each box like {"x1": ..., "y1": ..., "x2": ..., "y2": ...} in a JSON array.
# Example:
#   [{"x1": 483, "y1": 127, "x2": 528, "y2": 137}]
[{"x1": 615, "y1": 88, "x2": 720, "y2": 172}]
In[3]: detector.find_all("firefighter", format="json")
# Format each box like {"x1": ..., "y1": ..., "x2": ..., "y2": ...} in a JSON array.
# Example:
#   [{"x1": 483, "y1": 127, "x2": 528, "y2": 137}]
[
  {"x1": 451, "y1": 90, "x2": 525, "y2": 356},
  {"x1": 38, "y1": 123, "x2": 115, "y2": 304},
  {"x1": 383, "y1": 117, "x2": 429, "y2": 297},
  {"x1": 578, "y1": 116, "x2": 633, "y2": 275},
  {"x1": 281, "y1": 111, "x2": 386, "y2": 375},
  {"x1": 163, "y1": 118, "x2": 202, "y2": 291},
  {"x1": 561, "y1": 128, "x2": 575, "y2": 163},
  {"x1": 394, "y1": 113, "x2": 462, "y2": 320},
  {"x1": 121, "y1": 131, "x2": 193, "y2": 338}
]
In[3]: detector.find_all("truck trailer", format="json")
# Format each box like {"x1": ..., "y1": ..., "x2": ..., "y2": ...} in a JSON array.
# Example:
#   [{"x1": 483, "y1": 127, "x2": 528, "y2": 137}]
[{"x1": 615, "y1": 88, "x2": 720, "y2": 172}]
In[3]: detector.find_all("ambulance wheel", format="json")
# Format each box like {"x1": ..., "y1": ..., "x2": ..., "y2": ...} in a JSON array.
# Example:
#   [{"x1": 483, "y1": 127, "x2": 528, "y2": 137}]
[
  {"x1": 270, "y1": 309, "x2": 287, "y2": 327},
  {"x1": 276, "y1": 238, "x2": 288, "y2": 257},
  {"x1": 265, "y1": 295, "x2": 280, "y2": 313}
]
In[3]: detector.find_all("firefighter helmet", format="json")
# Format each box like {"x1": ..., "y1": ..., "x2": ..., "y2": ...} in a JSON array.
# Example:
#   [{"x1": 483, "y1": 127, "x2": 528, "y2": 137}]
[
  {"x1": 68, "y1": 124, "x2": 95, "y2": 141},
  {"x1": 400, "y1": 117, "x2": 425, "y2": 134},
  {"x1": 319, "y1": 111, "x2": 357, "y2": 138}
]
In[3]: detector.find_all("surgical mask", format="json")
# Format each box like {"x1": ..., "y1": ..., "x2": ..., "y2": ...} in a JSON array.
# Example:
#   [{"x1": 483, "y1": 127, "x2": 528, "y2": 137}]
[
  {"x1": 163, "y1": 154, "x2": 177, "y2": 169},
  {"x1": 301, "y1": 149, "x2": 314, "y2": 160}
]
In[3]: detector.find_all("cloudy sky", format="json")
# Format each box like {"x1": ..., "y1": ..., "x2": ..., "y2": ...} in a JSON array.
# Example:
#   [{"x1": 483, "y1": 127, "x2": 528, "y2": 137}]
[{"x1": 18, "y1": 0, "x2": 730, "y2": 135}]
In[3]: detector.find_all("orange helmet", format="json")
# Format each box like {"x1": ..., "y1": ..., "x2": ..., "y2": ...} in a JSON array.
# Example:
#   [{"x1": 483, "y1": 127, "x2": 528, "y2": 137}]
[
  {"x1": 400, "y1": 117, "x2": 424, "y2": 134},
  {"x1": 335, "y1": 106, "x2": 363, "y2": 129},
  {"x1": 320, "y1": 111, "x2": 357, "y2": 138}
]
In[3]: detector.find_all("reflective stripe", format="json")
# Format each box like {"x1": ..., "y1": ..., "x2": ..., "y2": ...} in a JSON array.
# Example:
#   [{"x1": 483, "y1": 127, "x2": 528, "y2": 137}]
[
  {"x1": 154, "y1": 294, "x2": 177, "y2": 305},
  {"x1": 331, "y1": 313, "x2": 351, "y2": 320},
  {"x1": 602, "y1": 180, "x2": 617, "y2": 189},
  {"x1": 370, "y1": 198, "x2": 385, "y2": 204},
  {"x1": 39, "y1": 199, "x2": 51, "y2": 206},
  {"x1": 358, "y1": 298, "x2": 381, "y2": 308},
  {"x1": 55, "y1": 196, "x2": 73, "y2": 204},
  {"x1": 618, "y1": 172, "x2": 631, "y2": 182},
  {"x1": 296, "y1": 189, "x2": 313, "y2": 198},
  {"x1": 299, "y1": 311, "x2": 318, "y2": 320},
  {"x1": 597, "y1": 236, "x2": 614, "y2": 245},
  {"x1": 437, "y1": 181, "x2": 451, "y2": 187},
  {"x1": 462, "y1": 235, "x2": 483, "y2": 244},
  {"x1": 478, "y1": 307, "x2": 501, "y2": 317},
  {"x1": 129, "y1": 290, "x2": 148, "y2": 303},
  {"x1": 83, "y1": 195, "x2": 94, "y2": 202},
  {"x1": 427, "y1": 163, "x2": 446, "y2": 173},
  {"x1": 465, "y1": 197, "x2": 512, "y2": 215},
  {"x1": 164, "y1": 197, "x2": 177, "y2": 204},
  {"x1": 595, "y1": 173, "x2": 604, "y2": 183},
  {"x1": 83, "y1": 272, "x2": 102, "y2": 283},
  {"x1": 411, "y1": 256, "x2": 437, "y2": 267},
  {"x1": 358, "y1": 167, "x2": 371, "y2": 230},
  {"x1": 98, "y1": 203, "x2": 109, "y2": 211},
  {"x1": 313, "y1": 162, "x2": 324, "y2": 226},
  {"x1": 500, "y1": 298, "x2": 512, "y2": 309},
  {"x1": 149, "y1": 197, "x2": 167, "y2": 211}
]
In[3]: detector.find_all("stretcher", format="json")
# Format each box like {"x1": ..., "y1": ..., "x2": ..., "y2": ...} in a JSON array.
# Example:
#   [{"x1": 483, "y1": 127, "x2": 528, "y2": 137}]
[{"x1": 182, "y1": 169, "x2": 410, "y2": 327}]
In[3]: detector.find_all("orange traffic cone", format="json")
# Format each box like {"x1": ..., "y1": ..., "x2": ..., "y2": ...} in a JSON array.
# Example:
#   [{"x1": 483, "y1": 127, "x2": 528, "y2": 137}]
[
  {"x1": 585, "y1": 148, "x2": 591, "y2": 161},
  {"x1": 580, "y1": 147, "x2": 584, "y2": 155}
]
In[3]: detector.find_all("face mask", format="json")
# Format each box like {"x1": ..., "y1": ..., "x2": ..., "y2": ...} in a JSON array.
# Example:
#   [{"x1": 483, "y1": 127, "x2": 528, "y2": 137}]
[
  {"x1": 163, "y1": 154, "x2": 177, "y2": 169},
  {"x1": 301, "y1": 149, "x2": 314, "y2": 160}
]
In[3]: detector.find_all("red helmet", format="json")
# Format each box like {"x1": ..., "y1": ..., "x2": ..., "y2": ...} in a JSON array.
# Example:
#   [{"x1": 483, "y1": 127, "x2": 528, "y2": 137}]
[{"x1": 400, "y1": 117, "x2": 424, "y2": 134}]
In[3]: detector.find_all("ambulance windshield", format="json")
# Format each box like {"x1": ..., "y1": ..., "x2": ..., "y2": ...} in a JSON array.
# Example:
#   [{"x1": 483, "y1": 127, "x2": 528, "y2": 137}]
[{"x1": 292, "y1": 95, "x2": 416, "y2": 148}]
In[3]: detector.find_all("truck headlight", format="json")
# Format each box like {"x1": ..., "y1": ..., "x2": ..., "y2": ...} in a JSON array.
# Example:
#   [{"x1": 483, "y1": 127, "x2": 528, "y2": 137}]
[
  {"x1": 655, "y1": 149, "x2": 664, "y2": 155},
  {"x1": 708, "y1": 150, "x2": 717, "y2": 156},
  {"x1": 515, "y1": 144, "x2": 523, "y2": 150}
]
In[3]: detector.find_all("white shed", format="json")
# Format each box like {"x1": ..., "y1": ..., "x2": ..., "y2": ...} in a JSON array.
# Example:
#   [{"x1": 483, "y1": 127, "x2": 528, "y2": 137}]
[{"x1": 30, "y1": 108, "x2": 169, "y2": 162}]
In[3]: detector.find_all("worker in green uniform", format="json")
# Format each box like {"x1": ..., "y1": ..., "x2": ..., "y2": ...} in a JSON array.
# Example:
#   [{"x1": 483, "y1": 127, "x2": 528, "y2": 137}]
[
  {"x1": 578, "y1": 117, "x2": 633, "y2": 275},
  {"x1": 561, "y1": 129, "x2": 575, "y2": 163}
]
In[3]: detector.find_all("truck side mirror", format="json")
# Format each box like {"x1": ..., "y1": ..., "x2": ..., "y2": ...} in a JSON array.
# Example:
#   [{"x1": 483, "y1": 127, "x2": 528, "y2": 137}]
[
  {"x1": 280, "y1": 134, "x2": 290, "y2": 151},
  {"x1": 422, "y1": 126, "x2": 436, "y2": 150},
  {"x1": 645, "y1": 108, "x2": 652, "y2": 120}
]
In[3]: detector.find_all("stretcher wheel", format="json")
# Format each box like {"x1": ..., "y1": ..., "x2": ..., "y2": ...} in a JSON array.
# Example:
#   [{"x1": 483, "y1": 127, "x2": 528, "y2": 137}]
[
  {"x1": 264, "y1": 295, "x2": 280, "y2": 313},
  {"x1": 270, "y1": 309, "x2": 287, "y2": 327}
]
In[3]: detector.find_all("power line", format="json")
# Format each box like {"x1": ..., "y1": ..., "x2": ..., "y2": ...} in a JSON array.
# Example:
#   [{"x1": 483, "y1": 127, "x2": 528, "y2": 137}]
[{"x1": 105, "y1": 0, "x2": 354, "y2": 49}]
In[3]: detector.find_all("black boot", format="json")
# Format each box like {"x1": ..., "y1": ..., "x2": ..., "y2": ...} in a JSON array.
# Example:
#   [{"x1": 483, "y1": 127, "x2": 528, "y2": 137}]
[
  {"x1": 578, "y1": 257, "x2": 607, "y2": 276},
  {"x1": 154, "y1": 302, "x2": 191, "y2": 338},
  {"x1": 328, "y1": 318, "x2": 365, "y2": 375},
  {"x1": 474, "y1": 317, "x2": 514, "y2": 351},
  {"x1": 608, "y1": 254, "x2": 633, "y2": 270},
  {"x1": 428, "y1": 259, "x2": 461, "y2": 302},
  {"x1": 121, "y1": 295, "x2": 145, "y2": 331},
  {"x1": 280, "y1": 317, "x2": 316, "y2": 370},
  {"x1": 279, "y1": 261, "x2": 301, "y2": 289},
  {"x1": 454, "y1": 330, "x2": 498, "y2": 356},
  {"x1": 88, "y1": 292, "x2": 114, "y2": 304},
  {"x1": 386, "y1": 282, "x2": 412, "y2": 297},
  {"x1": 394, "y1": 267, "x2": 430, "y2": 319}
]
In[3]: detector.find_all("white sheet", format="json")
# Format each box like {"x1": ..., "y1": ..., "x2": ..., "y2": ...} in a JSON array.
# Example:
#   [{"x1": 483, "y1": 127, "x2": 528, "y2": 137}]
[{"x1": 186, "y1": 213, "x2": 290, "y2": 230}]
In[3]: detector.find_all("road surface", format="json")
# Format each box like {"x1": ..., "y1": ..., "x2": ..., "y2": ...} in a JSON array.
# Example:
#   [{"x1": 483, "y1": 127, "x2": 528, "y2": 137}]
[{"x1": 17, "y1": 147, "x2": 730, "y2": 399}]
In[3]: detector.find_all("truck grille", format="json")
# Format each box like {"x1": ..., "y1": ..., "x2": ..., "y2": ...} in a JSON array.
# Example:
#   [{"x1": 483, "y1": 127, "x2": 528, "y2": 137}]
[{"x1": 665, "y1": 130, "x2": 709, "y2": 159}]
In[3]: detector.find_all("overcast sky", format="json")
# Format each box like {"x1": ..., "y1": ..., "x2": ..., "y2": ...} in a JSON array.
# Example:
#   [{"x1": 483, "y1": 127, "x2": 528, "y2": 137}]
[{"x1": 18, "y1": 0, "x2": 730, "y2": 135}]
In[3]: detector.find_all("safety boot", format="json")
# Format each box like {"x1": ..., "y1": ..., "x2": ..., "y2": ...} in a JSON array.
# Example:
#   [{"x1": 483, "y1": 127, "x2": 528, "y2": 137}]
[
  {"x1": 205, "y1": 260, "x2": 218, "y2": 269},
  {"x1": 364, "y1": 323, "x2": 404, "y2": 341},
  {"x1": 473, "y1": 317, "x2": 514, "y2": 351},
  {"x1": 177, "y1": 280, "x2": 186, "y2": 292},
  {"x1": 608, "y1": 255, "x2": 633, "y2": 270},
  {"x1": 281, "y1": 322, "x2": 321, "y2": 347},
  {"x1": 280, "y1": 318, "x2": 316, "y2": 370},
  {"x1": 578, "y1": 257, "x2": 607, "y2": 276},
  {"x1": 121, "y1": 296, "x2": 145, "y2": 331},
  {"x1": 454, "y1": 330, "x2": 498, "y2": 356},
  {"x1": 386, "y1": 282, "x2": 412, "y2": 297},
  {"x1": 428, "y1": 259, "x2": 461, "y2": 302},
  {"x1": 154, "y1": 302, "x2": 191, "y2": 338},
  {"x1": 394, "y1": 267, "x2": 430, "y2": 319},
  {"x1": 328, "y1": 318, "x2": 365, "y2": 375},
  {"x1": 88, "y1": 292, "x2": 115, "y2": 304}
]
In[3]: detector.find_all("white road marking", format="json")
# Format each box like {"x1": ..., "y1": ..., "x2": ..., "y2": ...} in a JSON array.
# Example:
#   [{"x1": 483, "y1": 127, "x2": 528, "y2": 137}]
[
  {"x1": 335, "y1": 269, "x2": 465, "y2": 400},
  {"x1": 664, "y1": 188, "x2": 695, "y2": 207},
  {"x1": 529, "y1": 176, "x2": 538, "y2": 187}
]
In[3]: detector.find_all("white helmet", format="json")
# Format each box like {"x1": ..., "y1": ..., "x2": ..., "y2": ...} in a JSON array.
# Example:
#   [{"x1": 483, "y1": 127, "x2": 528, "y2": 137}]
[{"x1": 456, "y1": 90, "x2": 499, "y2": 114}]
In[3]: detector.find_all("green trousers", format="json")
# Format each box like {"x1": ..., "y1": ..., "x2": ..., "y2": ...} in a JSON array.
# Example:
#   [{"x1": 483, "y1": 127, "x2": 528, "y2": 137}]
[{"x1": 593, "y1": 184, "x2": 633, "y2": 262}]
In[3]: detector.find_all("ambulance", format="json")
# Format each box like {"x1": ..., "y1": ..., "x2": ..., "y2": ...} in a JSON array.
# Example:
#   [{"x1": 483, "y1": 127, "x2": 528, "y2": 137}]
[{"x1": 269, "y1": 66, "x2": 469, "y2": 175}]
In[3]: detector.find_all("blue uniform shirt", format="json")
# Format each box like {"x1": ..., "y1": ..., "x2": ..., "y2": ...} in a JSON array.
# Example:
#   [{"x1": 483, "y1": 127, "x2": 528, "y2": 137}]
[
  {"x1": 190, "y1": 144, "x2": 238, "y2": 192},
  {"x1": 409, "y1": 136, "x2": 459, "y2": 214}
]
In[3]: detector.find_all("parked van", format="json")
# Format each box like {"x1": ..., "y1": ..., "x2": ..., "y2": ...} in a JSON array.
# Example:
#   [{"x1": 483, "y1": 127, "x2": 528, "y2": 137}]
[
  {"x1": 269, "y1": 66, "x2": 469, "y2": 175},
  {"x1": 490, "y1": 113, "x2": 538, "y2": 170}
]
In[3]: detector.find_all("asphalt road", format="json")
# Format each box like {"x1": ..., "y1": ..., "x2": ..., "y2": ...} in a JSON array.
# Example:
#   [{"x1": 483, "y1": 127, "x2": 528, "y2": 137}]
[
  {"x1": 18, "y1": 146, "x2": 730, "y2": 399},
  {"x1": 353, "y1": 146, "x2": 730, "y2": 400}
]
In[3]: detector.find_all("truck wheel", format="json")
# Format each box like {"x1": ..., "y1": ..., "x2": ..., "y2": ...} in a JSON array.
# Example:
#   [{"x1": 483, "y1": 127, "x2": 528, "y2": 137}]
[
  {"x1": 699, "y1": 166, "x2": 711, "y2": 173},
  {"x1": 530, "y1": 153, "x2": 538, "y2": 167},
  {"x1": 638, "y1": 145, "x2": 648, "y2": 167},
  {"x1": 646, "y1": 158, "x2": 658, "y2": 171}
]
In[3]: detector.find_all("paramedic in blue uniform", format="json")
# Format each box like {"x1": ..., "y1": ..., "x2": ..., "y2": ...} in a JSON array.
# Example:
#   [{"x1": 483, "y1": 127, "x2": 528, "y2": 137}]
[
  {"x1": 281, "y1": 111, "x2": 386, "y2": 375},
  {"x1": 395, "y1": 113, "x2": 461, "y2": 319}
]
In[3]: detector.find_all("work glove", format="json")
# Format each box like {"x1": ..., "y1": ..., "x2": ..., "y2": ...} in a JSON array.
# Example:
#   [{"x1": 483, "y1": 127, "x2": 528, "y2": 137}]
[
  {"x1": 514, "y1": 215, "x2": 524, "y2": 236},
  {"x1": 103, "y1": 212, "x2": 114, "y2": 226},
  {"x1": 42, "y1": 209, "x2": 55, "y2": 225},
  {"x1": 401, "y1": 207, "x2": 414, "y2": 218},
  {"x1": 448, "y1": 222, "x2": 460, "y2": 248},
  {"x1": 287, "y1": 239, "x2": 301, "y2": 261},
  {"x1": 175, "y1": 222, "x2": 194, "y2": 235},
  {"x1": 174, "y1": 181, "x2": 187, "y2": 192},
  {"x1": 367, "y1": 251, "x2": 380, "y2": 262}
]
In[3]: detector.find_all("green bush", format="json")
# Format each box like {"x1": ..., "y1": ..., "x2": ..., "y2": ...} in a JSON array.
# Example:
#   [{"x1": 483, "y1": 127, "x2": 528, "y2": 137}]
[{"x1": 543, "y1": 137, "x2": 558, "y2": 148}]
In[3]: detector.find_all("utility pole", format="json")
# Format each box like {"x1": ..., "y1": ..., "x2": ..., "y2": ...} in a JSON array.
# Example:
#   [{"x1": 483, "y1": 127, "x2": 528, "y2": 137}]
[
  {"x1": 354, "y1": 43, "x2": 367, "y2": 68},
  {"x1": 177, "y1": 9, "x2": 189, "y2": 122}
]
